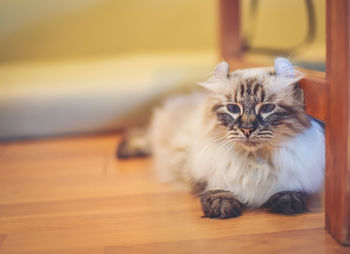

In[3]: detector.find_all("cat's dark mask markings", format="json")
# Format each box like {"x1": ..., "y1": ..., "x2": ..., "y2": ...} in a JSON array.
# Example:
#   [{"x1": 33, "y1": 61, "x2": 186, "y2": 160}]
[{"x1": 208, "y1": 67, "x2": 310, "y2": 150}]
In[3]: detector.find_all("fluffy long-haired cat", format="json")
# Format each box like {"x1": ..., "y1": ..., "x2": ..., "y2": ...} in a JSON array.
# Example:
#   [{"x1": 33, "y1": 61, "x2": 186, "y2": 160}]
[{"x1": 118, "y1": 58, "x2": 325, "y2": 218}]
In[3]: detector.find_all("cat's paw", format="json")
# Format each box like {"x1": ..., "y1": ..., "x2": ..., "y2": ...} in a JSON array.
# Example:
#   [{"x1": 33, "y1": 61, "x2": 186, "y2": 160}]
[
  {"x1": 116, "y1": 130, "x2": 151, "y2": 159},
  {"x1": 264, "y1": 191, "x2": 307, "y2": 215},
  {"x1": 199, "y1": 190, "x2": 243, "y2": 219}
]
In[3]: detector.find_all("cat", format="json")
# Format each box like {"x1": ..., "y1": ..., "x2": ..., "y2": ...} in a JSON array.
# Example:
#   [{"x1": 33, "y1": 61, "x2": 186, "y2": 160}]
[{"x1": 117, "y1": 58, "x2": 325, "y2": 219}]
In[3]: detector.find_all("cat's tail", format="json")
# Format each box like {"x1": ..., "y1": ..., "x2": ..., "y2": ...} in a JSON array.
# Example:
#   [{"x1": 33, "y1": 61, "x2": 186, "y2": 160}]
[{"x1": 116, "y1": 127, "x2": 152, "y2": 159}]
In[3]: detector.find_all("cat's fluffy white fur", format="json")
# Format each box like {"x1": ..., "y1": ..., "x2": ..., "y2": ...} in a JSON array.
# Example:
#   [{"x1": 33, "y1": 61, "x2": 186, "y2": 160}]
[{"x1": 149, "y1": 63, "x2": 324, "y2": 207}]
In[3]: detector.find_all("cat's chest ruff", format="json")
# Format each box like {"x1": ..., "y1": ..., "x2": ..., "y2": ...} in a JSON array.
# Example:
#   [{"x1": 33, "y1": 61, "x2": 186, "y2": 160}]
[
  {"x1": 203, "y1": 147, "x2": 275, "y2": 183},
  {"x1": 196, "y1": 147, "x2": 278, "y2": 206},
  {"x1": 225, "y1": 152, "x2": 275, "y2": 184}
]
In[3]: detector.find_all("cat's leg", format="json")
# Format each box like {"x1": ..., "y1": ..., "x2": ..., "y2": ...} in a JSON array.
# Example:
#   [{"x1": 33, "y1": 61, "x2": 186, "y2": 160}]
[
  {"x1": 199, "y1": 190, "x2": 243, "y2": 219},
  {"x1": 263, "y1": 191, "x2": 307, "y2": 214},
  {"x1": 190, "y1": 179, "x2": 207, "y2": 195},
  {"x1": 116, "y1": 128, "x2": 151, "y2": 159}
]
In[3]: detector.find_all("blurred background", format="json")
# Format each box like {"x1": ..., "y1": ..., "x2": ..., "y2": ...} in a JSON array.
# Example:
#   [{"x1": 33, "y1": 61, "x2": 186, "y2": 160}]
[{"x1": 0, "y1": 0, "x2": 325, "y2": 140}]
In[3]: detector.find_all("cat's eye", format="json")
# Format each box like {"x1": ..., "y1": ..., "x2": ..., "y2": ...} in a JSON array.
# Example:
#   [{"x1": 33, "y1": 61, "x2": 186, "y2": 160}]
[
  {"x1": 260, "y1": 103, "x2": 275, "y2": 114},
  {"x1": 227, "y1": 104, "x2": 241, "y2": 114}
]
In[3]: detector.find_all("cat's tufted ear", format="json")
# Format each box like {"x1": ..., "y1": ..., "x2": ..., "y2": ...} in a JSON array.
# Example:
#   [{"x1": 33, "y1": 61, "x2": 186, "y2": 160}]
[
  {"x1": 271, "y1": 58, "x2": 304, "y2": 97},
  {"x1": 197, "y1": 61, "x2": 229, "y2": 92},
  {"x1": 214, "y1": 61, "x2": 230, "y2": 79},
  {"x1": 274, "y1": 57, "x2": 295, "y2": 78}
]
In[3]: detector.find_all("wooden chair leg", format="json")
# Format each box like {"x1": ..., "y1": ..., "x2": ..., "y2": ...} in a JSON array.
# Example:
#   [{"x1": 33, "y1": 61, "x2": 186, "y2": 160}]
[
  {"x1": 219, "y1": 0, "x2": 242, "y2": 60},
  {"x1": 325, "y1": 0, "x2": 350, "y2": 245}
]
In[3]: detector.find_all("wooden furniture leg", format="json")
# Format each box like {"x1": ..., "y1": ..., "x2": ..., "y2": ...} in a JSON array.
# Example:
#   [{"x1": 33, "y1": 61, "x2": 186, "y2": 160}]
[
  {"x1": 325, "y1": 0, "x2": 350, "y2": 245},
  {"x1": 219, "y1": 0, "x2": 242, "y2": 60}
]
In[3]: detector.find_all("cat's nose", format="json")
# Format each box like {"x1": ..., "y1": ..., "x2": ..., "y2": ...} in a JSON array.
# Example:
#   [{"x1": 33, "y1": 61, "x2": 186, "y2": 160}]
[{"x1": 240, "y1": 128, "x2": 254, "y2": 137}]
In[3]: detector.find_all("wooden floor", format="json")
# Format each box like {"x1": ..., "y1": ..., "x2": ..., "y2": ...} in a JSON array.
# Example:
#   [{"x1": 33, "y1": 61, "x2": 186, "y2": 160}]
[{"x1": 0, "y1": 134, "x2": 348, "y2": 254}]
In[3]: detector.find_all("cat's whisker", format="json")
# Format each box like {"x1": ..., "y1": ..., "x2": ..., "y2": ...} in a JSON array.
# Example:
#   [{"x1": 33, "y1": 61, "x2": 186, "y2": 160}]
[
  {"x1": 217, "y1": 138, "x2": 234, "y2": 151},
  {"x1": 212, "y1": 136, "x2": 230, "y2": 146},
  {"x1": 213, "y1": 136, "x2": 227, "y2": 142}
]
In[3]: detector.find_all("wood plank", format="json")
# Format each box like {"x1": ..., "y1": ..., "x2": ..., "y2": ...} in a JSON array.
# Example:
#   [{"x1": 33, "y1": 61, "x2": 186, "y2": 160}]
[
  {"x1": 0, "y1": 163, "x2": 174, "y2": 205},
  {"x1": 219, "y1": 0, "x2": 242, "y2": 60},
  {"x1": 0, "y1": 234, "x2": 6, "y2": 247},
  {"x1": 21, "y1": 247, "x2": 104, "y2": 254},
  {"x1": 0, "y1": 211, "x2": 324, "y2": 253},
  {"x1": 299, "y1": 71, "x2": 327, "y2": 122},
  {"x1": 0, "y1": 192, "x2": 196, "y2": 218},
  {"x1": 105, "y1": 229, "x2": 346, "y2": 254},
  {"x1": 0, "y1": 135, "x2": 174, "y2": 205},
  {"x1": 325, "y1": 0, "x2": 350, "y2": 245}
]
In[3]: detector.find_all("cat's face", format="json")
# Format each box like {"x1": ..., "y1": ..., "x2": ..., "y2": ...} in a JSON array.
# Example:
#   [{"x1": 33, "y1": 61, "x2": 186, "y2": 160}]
[{"x1": 202, "y1": 59, "x2": 310, "y2": 151}]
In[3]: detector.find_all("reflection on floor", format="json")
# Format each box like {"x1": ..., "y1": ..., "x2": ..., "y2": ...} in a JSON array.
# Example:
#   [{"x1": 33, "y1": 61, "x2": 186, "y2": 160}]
[{"x1": 0, "y1": 134, "x2": 347, "y2": 253}]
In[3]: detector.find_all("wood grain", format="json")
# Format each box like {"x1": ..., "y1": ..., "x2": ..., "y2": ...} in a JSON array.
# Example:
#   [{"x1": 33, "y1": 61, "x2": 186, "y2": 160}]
[
  {"x1": 299, "y1": 71, "x2": 327, "y2": 122},
  {"x1": 105, "y1": 229, "x2": 347, "y2": 254},
  {"x1": 325, "y1": 0, "x2": 350, "y2": 245},
  {"x1": 0, "y1": 234, "x2": 6, "y2": 247},
  {"x1": 0, "y1": 134, "x2": 348, "y2": 253}
]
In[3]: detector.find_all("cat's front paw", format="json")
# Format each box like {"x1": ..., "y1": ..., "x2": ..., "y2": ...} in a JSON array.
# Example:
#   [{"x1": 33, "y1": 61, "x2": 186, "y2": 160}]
[
  {"x1": 264, "y1": 191, "x2": 307, "y2": 215},
  {"x1": 199, "y1": 190, "x2": 243, "y2": 219}
]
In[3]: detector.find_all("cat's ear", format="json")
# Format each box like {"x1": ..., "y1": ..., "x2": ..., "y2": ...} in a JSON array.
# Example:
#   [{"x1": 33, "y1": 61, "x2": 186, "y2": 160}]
[
  {"x1": 271, "y1": 57, "x2": 304, "y2": 98},
  {"x1": 214, "y1": 61, "x2": 230, "y2": 79},
  {"x1": 274, "y1": 57, "x2": 295, "y2": 78},
  {"x1": 197, "y1": 61, "x2": 229, "y2": 92}
]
